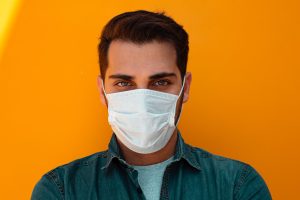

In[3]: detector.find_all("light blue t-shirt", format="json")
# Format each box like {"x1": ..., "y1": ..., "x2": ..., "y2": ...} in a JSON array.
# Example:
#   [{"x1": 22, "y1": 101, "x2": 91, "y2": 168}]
[{"x1": 131, "y1": 155, "x2": 174, "y2": 200}]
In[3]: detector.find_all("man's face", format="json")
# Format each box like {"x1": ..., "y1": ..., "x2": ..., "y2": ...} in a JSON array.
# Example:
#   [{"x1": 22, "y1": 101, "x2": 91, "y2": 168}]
[{"x1": 97, "y1": 39, "x2": 192, "y2": 121}]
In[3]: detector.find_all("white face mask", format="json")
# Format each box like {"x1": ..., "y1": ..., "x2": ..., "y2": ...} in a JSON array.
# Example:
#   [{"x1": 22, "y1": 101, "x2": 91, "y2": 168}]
[{"x1": 102, "y1": 76, "x2": 185, "y2": 154}]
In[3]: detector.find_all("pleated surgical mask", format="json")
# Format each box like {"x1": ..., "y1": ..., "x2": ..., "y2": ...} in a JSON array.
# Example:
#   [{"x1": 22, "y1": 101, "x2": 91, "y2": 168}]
[{"x1": 102, "y1": 76, "x2": 185, "y2": 154}]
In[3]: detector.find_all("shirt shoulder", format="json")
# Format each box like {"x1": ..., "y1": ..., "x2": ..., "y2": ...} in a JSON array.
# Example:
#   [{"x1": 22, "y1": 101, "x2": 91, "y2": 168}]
[
  {"x1": 31, "y1": 150, "x2": 109, "y2": 200},
  {"x1": 189, "y1": 144, "x2": 247, "y2": 172},
  {"x1": 189, "y1": 144, "x2": 272, "y2": 199}
]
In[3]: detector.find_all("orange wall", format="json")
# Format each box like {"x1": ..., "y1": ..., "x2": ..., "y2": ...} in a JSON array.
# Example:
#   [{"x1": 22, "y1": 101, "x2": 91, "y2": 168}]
[{"x1": 1, "y1": 0, "x2": 299, "y2": 199}]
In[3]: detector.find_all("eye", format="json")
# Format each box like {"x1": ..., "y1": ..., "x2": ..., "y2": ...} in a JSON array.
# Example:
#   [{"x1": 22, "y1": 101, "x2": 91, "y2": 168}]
[
  {"x1": 152, "y1": 79, "x2": 171, "y2": 86},
  {"x1": 115, "y1": 81, "x2": 132, "y2": 87}
]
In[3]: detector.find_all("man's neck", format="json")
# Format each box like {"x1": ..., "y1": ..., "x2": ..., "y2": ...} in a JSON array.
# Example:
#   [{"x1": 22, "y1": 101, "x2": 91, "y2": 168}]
[{"x1": 116, "y1": 129, "x2": 178, "y2": 166}]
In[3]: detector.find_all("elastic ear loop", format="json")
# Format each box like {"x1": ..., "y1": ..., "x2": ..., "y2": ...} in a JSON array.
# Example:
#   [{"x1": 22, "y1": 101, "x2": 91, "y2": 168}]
[
  {"x1": 101, "y1": 78, "x2": 112, "y2": 114},
  {"x1": 101, "y1": 78, "x2": 108, "y2": 97},
  {"x1": 178, "y1": 76, "x2": 186, "y2": 99},
  {"x1": 173, "y1": 76, "x2": 186, "y2": 126}
]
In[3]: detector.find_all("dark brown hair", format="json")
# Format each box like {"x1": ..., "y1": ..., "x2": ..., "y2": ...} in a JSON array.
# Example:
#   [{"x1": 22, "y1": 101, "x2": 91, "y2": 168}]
[{"x1": 98, "y1": 10, "x2": 189, "y2": 81}]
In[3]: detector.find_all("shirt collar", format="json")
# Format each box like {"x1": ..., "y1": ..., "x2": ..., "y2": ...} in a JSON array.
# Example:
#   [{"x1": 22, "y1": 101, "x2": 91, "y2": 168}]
[{"x1": 101, "y1": 129, "x2": 201, "y2": 171}]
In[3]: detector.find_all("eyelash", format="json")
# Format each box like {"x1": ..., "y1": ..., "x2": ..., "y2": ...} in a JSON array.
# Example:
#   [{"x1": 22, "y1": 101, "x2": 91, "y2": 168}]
[{"x1": 114, "y1": 80, "x2": 172, "y2": 87}]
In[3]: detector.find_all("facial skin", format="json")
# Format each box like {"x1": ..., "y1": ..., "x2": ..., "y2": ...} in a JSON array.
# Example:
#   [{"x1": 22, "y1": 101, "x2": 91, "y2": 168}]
[{"x1": 97, "y1": 39, "x2": 192, "y2": 165}]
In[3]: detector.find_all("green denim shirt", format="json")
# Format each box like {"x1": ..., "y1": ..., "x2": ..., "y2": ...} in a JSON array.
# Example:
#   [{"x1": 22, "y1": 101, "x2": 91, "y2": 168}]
[{"x1": 31, "y1": 130, "x2": 272, "y2": 200}]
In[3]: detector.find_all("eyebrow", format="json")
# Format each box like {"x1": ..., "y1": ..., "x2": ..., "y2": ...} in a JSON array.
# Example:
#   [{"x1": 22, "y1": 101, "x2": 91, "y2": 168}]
[
  {"x1": 149, "y1": 72, "x2": 177, "y2": 80},
  {"x1": 108, "y1": 74, "x2": 133, "y2": 80},
  {"x1": 108, "y1": 72, "x2": 177, "y2": 81}
]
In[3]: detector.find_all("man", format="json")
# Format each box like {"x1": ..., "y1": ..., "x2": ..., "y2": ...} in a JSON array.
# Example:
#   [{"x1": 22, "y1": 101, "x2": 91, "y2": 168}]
[{"x1": 31, "y1": 10, "x2": 272, "y2": 199}]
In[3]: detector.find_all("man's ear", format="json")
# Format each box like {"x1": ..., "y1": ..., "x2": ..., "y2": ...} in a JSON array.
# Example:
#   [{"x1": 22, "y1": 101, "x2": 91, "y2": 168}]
[
  {"x1": 182, "y1": 72, "x2": 192, "y2": 103},
  {"x1": 97, "y1": 75, "x2": 107, "y2": 106}
]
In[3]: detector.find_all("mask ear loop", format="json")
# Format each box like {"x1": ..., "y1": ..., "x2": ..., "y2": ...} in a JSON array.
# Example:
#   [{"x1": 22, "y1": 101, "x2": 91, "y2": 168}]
[
  {"x1": 101, "y1": 78, "x2": 115, "y2": 122},
  {"x1": 100, "y1": 77, "x2": 110, "y2": 109},
  {"x1": 178, "y1": 76, "x2": 186, "y2": 97},
  {"x1": 175, "y1": 76, "x2": 186, "y2": 126},
  {"x1": 101, "y1": 78, "x2": 108, "y2": 97},
  {"x1": 170, "y1": 75, "x2": 186, "y2": 126}
]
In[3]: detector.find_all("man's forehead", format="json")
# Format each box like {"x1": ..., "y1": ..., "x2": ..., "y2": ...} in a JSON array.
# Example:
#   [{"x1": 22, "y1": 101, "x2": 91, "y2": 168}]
[{"x1": 105, "y1": 40, "x2": 181, "y2": 81}]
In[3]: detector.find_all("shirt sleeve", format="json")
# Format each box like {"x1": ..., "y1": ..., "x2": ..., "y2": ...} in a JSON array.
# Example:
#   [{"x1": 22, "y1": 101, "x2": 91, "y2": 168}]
[
  {"x1": 31, "y1": 170, "x2": 64, "y2": 200},
  {"x1": 233, "y1": 163, "x2": 272, "y2": 200}
]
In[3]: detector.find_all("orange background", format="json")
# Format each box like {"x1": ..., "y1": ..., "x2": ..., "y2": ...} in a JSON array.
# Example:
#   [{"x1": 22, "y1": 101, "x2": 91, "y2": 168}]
[{"x1": 1, "y1": 0, "x2": 299, "y2": 199}]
